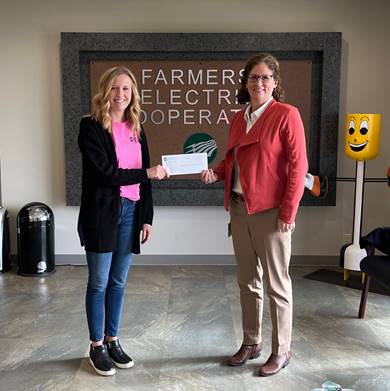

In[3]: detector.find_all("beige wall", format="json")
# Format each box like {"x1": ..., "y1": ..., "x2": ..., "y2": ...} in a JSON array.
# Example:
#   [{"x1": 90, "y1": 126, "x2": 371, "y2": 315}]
[{"x1": 0, "y1": 0, "x2": 389, "y2": 257}]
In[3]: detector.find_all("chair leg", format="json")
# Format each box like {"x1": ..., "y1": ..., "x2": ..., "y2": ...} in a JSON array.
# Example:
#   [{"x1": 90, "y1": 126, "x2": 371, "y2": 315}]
[{"x1": 358, "y1": 275, "x2": 370, "y2": 319}]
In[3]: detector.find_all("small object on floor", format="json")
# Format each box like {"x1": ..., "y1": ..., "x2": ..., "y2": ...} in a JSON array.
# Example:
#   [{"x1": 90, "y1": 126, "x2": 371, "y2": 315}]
[
  {"x1": 311, "y1": 380, "x2": 355, "y2": 391},
  {"x1": 258, "y1": 351, "x2": 291, "y2": 377},
  {"x1": 227, "y1": 343, "x2": 262, "y2": 366},
  {"x1": 321, "y1": 381, "x2": 342, "y2": 391},
  {"x1": 89, "y1": 344, "x2": 116, "y2": 376},
  {"x1": 106, "y1": 339, "x2": 134, "y2": 368}
]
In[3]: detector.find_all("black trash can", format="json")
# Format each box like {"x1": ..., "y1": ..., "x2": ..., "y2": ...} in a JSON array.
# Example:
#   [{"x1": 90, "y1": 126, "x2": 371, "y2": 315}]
[
  {"x1": 0, "y1": 207, "x2": 11, "y2": 273},
  {"x1": 17, "y1": 202, "x2": 55, "y2": 276}
]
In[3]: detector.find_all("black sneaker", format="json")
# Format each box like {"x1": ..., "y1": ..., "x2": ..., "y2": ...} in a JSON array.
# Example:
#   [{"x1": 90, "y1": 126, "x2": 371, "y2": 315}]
[
  {"x1": 106, "y1": 339, "x2": 134, "y2": 368},
  {"x1": 89, "y1": 344, "x2": 115, "y2": 376}
]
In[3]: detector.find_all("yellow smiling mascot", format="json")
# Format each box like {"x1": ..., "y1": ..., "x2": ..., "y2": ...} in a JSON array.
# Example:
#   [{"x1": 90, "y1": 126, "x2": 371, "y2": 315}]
[
  {"x1": 343, "y1": 113, "x2": 381, "y2": 279},
  {"x1": 345, "y1": 114, "x2": 381, "y2": 160}
]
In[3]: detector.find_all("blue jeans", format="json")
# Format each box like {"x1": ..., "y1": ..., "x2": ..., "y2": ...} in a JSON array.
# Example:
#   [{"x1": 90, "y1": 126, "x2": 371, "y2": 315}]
[{"x1": 85, "y1": 198, "x2": 136, "y2": 342}]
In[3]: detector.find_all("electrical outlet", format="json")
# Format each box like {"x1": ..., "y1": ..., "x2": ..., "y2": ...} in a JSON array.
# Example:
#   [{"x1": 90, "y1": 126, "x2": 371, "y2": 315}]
[{"x1": 343, "y1": 233, "x2": 352, "y2": 244}]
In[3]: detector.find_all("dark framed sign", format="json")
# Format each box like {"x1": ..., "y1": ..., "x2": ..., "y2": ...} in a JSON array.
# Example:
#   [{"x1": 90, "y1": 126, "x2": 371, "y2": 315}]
[{"x1": 61, "y1": 32, "x2": 341, "y2": 206}]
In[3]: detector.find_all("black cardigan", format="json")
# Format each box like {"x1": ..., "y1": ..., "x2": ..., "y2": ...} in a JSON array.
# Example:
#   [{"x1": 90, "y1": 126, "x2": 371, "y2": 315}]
[{"x1": 77, "y1": 116, "x2": 153, "y2": 253}]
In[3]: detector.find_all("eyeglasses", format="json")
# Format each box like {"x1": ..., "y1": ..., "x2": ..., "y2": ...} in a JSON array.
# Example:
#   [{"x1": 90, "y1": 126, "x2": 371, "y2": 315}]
[{"x1": 247, "y1": 74, "x2": 274, "y2": 83}]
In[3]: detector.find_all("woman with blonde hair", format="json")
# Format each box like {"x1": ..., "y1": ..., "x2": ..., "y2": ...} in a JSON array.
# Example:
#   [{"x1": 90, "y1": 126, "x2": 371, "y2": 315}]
[{"x1": 78, "y1": 66, "x2": 168, "y2": 376}]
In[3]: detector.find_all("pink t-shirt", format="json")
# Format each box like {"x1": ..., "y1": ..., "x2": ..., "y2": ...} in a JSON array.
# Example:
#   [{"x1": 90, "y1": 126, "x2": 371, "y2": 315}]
[{"x1": 112, "y1": 120, "x2": 142, "y2": 201}]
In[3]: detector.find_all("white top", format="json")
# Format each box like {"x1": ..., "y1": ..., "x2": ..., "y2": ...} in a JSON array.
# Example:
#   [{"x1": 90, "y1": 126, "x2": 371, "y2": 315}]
[{"x1": 232, "y1": 97, "x2": 274, "y2": 194}]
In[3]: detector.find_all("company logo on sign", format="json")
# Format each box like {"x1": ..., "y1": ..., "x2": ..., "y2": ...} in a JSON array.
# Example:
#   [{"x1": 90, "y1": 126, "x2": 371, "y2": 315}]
[{"x1": 184, "y1": 133, "x2": 217, "y2": 164}]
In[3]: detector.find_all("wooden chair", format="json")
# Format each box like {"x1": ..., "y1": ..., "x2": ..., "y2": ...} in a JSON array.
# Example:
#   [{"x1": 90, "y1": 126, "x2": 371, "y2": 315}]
[
  {"x1": 358, "y1": 227, "x2": 390, "y2": 319},
  {"x1": 358, "y1": 254, "x2": 390, "y2": 318}
]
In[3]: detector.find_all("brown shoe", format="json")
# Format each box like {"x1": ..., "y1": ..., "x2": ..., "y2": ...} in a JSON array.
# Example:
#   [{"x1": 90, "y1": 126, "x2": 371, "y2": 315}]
[
  {"x1": 258, "y1": 352, "x2": 292, "y2": 377},
  {"x1": 227, "y1": 343, "x2": 262, "y2": 366}
]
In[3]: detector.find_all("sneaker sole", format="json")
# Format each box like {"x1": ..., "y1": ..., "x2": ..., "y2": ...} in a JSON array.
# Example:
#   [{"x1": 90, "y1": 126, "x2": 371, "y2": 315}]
[
  {"x1": 89, "y1": 358, "x2": 116, "y2": 376},
  {"x1": 112, "y1": 360, "x2": 134, "y2": 369}
]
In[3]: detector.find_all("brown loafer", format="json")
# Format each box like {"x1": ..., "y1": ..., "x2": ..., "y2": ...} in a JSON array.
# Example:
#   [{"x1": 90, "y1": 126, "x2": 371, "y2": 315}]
[
  {"x1": 258, "y1": 351, "x2": 292, "y2": 377},
  {"x1": 227, "y1": 343, "x2": 262, "y2": 366}
]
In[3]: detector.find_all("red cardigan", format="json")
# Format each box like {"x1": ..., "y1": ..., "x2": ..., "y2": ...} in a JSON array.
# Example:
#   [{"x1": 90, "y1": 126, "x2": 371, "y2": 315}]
[{"x1": 214, "y1": 100, "x2": 308, "y2": 224}]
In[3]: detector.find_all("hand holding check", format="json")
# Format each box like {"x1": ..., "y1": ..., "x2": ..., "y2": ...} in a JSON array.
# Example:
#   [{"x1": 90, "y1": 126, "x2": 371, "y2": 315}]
[
  {"x1": 201, "y1": 169, "x2": 218, "y2": 184},
  {"x1": 147, "y1": 165, "x2": 169, "y2": 180}
]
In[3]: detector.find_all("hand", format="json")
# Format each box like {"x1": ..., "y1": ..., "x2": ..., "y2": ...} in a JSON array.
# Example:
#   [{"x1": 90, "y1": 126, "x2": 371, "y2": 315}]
[
  {"x1": 147, "y1": 165, "x2": 169, "y2": 180},
  {"x1": 278, "y1": 218, "x2": 295, "y2": 233},
  {"x1": 201, "y1": 169, "x2": 218, "y2": 184},
  {"x1": 141, "y1": 224, "x2": 152, "y2": 244}
]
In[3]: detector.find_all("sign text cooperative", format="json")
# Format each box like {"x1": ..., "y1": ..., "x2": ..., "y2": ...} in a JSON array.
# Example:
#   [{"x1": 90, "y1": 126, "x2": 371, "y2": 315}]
[{"x1": 139, "y1": 68, "x2": 244, "y2": 126}]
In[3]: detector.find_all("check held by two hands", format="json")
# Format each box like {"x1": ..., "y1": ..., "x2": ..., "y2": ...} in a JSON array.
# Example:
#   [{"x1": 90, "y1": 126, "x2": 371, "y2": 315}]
[
  {"x1": 162, "y1": 153, "x2": 208, "y2": 176},
  {"x1": 160, "y1": 152, "x2": 216, "y2": 184},
  {"x1": 147, "y1": 152, "x2": 209, "y2": 179}
]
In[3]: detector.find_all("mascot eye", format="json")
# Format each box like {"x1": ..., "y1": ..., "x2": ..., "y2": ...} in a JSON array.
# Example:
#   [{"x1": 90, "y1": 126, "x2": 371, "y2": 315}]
[
  {"x1": 360, "y1": 120, "x2": 368, "y2": 135},
  {"x1": 348, "y1": 120, "x2": 355, "y2": 135}
]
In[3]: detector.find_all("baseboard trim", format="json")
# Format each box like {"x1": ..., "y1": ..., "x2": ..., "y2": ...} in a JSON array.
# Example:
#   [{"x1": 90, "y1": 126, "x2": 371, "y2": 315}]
[{"x1": 47, "y1": 254, "x2": 339, "y2": 266}]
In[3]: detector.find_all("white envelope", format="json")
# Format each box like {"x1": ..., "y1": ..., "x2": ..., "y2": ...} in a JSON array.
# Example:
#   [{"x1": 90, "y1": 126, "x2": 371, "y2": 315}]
[{"x1": 162, "y1": 153, "x2": 208, "y2": 175}]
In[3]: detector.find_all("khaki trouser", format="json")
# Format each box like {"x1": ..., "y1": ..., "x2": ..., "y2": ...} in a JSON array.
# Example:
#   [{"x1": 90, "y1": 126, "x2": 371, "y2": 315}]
[{"x1": 230, "y1": 195, "x2": 292, "y2": 354}]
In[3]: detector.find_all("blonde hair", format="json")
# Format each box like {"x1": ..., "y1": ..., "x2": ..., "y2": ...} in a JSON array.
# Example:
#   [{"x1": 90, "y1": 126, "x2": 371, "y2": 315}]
[{"x1": 91, "y1": 66, "x2": 142, "y2": 137}]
